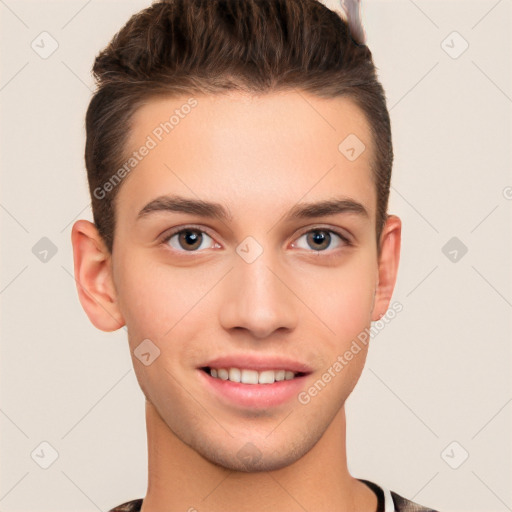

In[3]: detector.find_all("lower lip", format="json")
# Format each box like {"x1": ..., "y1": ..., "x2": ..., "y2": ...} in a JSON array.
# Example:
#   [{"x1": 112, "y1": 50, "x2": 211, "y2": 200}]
[{"x1": 198, "y1": 369, "x2": 309, "y2": 409}]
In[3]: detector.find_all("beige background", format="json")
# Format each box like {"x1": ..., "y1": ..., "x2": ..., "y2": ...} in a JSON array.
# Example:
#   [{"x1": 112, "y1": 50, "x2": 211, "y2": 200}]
[{"x1": 1, "y1": 0, "x2": 511, "y2": 511}]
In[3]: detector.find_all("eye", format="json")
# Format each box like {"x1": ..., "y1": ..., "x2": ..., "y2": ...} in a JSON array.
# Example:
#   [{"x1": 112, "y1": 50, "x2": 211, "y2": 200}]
[
  {"x1": 292, "y1": 228, "x2": 351, "y2": 252},
  {"x1": 160, "y1": 226, "x2": 351, "y2": 254},
  {"x1": 162, "y1": 227, "x2": 220, "y2": 252}
]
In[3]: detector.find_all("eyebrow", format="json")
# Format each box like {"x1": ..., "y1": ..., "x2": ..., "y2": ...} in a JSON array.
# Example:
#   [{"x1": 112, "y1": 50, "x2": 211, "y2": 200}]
[
  {"x1": 136, "y1": 195, "x2": 368, "y2": 222},
  {"x1": 137, "y1": 195, "x2": 233, "y2": 222}
]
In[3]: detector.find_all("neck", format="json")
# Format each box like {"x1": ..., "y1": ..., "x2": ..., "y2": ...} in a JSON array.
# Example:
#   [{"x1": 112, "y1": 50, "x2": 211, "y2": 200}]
[{"x1": 140, "y1": 401, "x2": 377, "y2": 512}]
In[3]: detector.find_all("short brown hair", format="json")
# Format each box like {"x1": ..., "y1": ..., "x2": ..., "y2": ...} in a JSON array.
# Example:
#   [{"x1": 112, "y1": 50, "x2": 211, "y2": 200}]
[{"x1": 85, "y1": 0, "x2": 392, "y2": 254}]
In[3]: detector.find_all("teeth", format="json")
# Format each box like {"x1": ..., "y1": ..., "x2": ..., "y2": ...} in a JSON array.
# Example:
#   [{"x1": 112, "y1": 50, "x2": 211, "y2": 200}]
[
  {"x1": 208, "y1": 367, "x2": 298, "y2": 384},
  {"x1": 258, "y1": 370, "x2": 275, "y2": 384},
  {"x1": 241, "y1": 369, "x2": 258, "y2": 384},
  {"x1": 228, "y1": 367, "x2": 241, "y2": 382},
  {"x1": 217, "y1": 368, "x2": 229, "y2": 380}
]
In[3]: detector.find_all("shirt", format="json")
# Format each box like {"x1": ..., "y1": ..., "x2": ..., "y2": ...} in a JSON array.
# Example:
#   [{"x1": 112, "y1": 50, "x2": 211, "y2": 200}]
[{"x1": 108, "y1": 479, "x2": 439, "y2": 511}]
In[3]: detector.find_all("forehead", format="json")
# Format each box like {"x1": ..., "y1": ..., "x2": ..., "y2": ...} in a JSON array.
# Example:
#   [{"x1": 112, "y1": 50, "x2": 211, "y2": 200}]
[{"x1": 118, "y1": 90, "x2": 376, "y2": 226}]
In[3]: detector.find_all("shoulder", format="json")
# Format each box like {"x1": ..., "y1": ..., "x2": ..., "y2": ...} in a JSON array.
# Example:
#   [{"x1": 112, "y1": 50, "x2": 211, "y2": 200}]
[
  {"x1": 106, "y1": 490, "x2": 441, "y2": 512},
  {"x1": 107, "y1": 498, "x2": 143, "y2": 512},
  {"x1": 360, "y1": 478, "x2": 440, "y2": 512},
  {"x1": 391, "y1": 490, "x2": 440, "y2": 512}
]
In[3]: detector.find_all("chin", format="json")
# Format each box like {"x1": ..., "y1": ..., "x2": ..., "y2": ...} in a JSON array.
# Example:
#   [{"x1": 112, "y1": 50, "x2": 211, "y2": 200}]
[
  {"x1": 185, "y1": 423, "x2": 325, "y2": 473},
  {"x1": 200, "y1": 443, "x2": 307, "y2": 473}
]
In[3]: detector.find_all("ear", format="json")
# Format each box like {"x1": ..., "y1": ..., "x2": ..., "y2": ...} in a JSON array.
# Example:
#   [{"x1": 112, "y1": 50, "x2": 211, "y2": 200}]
[
  {"x1": 371, "y1": 214, "x2": 401, "y2": 321},
  {"x1": 71, "y1": 220, "x2": 125, "y2": 331}
]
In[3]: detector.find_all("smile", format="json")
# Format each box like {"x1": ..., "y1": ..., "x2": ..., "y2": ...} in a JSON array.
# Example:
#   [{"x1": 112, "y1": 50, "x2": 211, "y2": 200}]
[
  {"x1": 202, "y1": 367, "x2": 306, "y2": 384},
  {"x1": 198, "y1": 366, "x2": 310, "y2": 409}
]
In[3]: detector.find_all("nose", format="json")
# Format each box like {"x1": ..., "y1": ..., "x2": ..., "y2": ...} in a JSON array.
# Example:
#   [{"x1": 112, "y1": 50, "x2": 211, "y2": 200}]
[{"x1": 218, "y1": 249, "x2": 298, "y2": 339}]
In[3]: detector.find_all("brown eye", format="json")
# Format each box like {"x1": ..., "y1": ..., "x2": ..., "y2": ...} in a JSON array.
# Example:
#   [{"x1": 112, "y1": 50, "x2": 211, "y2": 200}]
[
  {"x1": 293, "y1": 229, "x2": 349, "y2": 252},
  {"x1": 163, "y1": 229, "x2": 216, "y2": 252},
  {"x1": 306, "y1": 230, "x2": 331, "y2": 250},
  {"x1": 177, "y1": 230, "x2": 202, "y2": 251}
]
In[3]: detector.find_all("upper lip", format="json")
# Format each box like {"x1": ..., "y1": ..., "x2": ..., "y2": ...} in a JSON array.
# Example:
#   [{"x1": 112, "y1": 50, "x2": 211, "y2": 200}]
[{"x1": 200, "y1": 355, "x2": 313, "y2": 374}]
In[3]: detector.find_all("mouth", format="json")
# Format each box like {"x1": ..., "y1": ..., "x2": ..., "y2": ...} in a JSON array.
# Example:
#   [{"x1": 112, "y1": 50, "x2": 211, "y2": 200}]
[
  {"x1": 200, "y1": 366, "x2": 308, "y2": 384},
  {"x1": 197, "y1": 362, "x2": 312, "y2": 409}
]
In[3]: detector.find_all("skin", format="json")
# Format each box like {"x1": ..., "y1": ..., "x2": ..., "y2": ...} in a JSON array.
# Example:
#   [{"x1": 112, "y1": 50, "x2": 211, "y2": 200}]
[{"x1": 72, "y1": 90, "x2": 401, "y2": 512}]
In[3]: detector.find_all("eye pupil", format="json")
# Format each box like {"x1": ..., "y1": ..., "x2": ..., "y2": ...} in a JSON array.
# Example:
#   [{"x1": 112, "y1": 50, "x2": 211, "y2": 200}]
[
  {"x1": 179, "y1": 230, "x2": 202, "y2": 250},
  {"x1": 308, "y1": 230, "x2": 330, "y2": 250}
]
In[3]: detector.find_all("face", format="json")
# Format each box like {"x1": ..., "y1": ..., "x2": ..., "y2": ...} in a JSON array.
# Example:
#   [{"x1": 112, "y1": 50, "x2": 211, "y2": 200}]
[{"x1": 74, "y1": 90, "x2": 400, "y2": 472}]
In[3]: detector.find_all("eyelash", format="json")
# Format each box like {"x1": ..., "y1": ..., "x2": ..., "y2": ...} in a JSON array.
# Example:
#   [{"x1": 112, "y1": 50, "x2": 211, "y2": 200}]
[{"x1": 160, "y1": 224, "x2": 352, "y2": 256}]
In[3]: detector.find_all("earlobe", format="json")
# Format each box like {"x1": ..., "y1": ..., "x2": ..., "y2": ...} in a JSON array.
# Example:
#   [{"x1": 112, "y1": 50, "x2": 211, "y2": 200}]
[
  {"x1": 371, "y1": 215, "x2": 401, "y2": 322},
  {"x1": 71, "y1": 220, "x2": 125, "y2": 332}
]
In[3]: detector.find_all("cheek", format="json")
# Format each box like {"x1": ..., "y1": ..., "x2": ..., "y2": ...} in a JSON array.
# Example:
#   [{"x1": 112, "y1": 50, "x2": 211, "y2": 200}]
[
  {"x1": 116, "y1": 275, "x2": 170, "y2": 338},
  {"x1": 113, "y1": 256, "x2": 200, "y2": 402},
  {"x1": 293, "y1": 254, "x2": 377, "y2": 345},
  {"x1": 114, "y1": 253, "x2": 192, "y2": 335}
]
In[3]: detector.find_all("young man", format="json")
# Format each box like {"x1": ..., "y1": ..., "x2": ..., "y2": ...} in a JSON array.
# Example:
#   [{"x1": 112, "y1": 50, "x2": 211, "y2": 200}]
[{"x1": 71, "y1": 0, "x2": 439, "y2": 510}]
